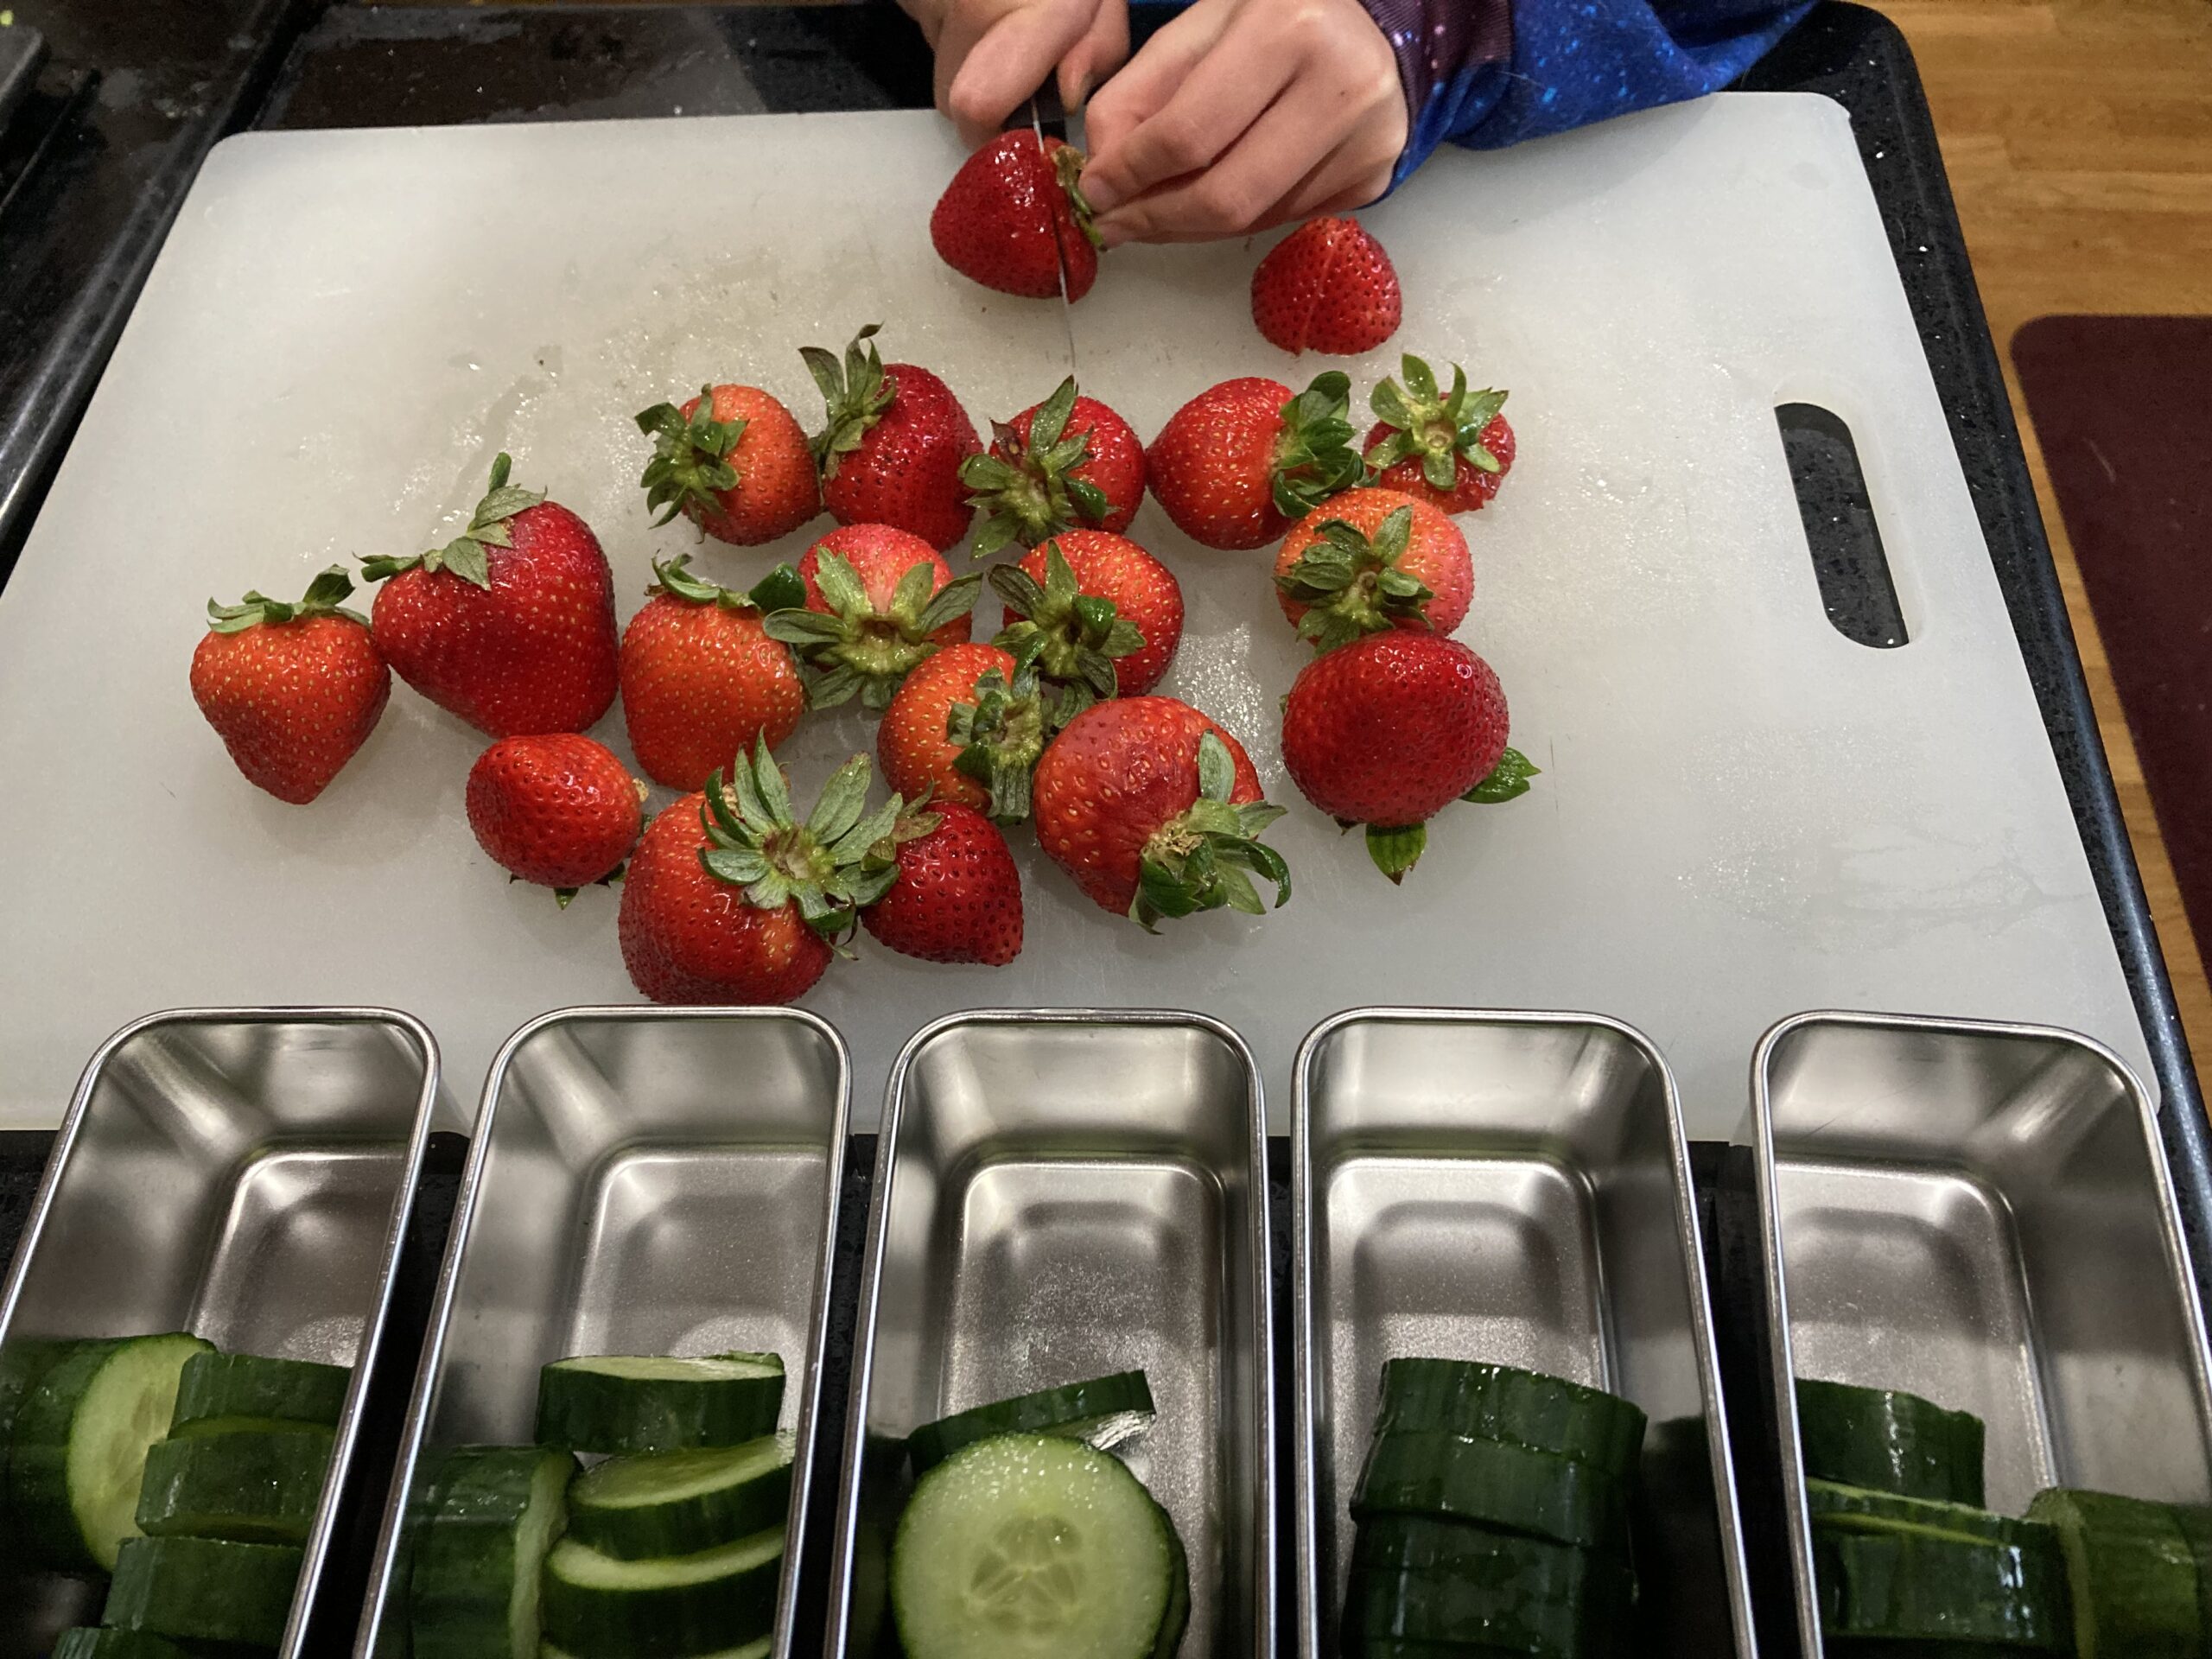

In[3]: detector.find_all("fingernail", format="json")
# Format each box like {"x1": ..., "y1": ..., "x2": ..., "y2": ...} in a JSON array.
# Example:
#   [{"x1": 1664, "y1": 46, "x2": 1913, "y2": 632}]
[{"x1": 1085, "y1": 178, "x2": 1123, "y2": 213}]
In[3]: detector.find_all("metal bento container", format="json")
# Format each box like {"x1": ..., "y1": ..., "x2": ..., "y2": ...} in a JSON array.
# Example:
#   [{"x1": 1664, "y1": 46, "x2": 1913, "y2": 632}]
[
  {"x1": 0, "y1": 1007, "x2": 442, "y2": 1659},
  {"x1": 1293, "y1": 1007, "x2": 1757, "y2": 1659},
  {"x1": 1749, "y1": 1009, "x2": 2212, "y2": 1657},
  {"x1": 352, "y1": 1006, "x2": 849, "y2": 1659},
  {"x1": 823, "y1": 1009, "x2": 1275, "y2": 1656}
]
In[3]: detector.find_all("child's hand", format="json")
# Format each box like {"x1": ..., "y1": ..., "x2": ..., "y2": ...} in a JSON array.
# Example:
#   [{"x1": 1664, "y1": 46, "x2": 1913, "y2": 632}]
[
  {"x1": 1079, "y1": 0, "x2": 1406, "y2": 245},
  {"x1": 901, "y1": 0, "x2": 1132, "y2": 149}
]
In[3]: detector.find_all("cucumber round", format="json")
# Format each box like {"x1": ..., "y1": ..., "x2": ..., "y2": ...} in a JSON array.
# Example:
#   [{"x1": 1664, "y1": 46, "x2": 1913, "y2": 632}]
[
  {"x1": 135, "y1": 1421, "x2": 334, "y2": 1546},
  {"x1": 546, "y1": 1644, "x2": 769, "y2": 1659},
  {"x1": 567, "y1": 1433, "x2": 795, "y2": 1560},
  {"x1": 891, "y1": 1432, "x2": 1178, "y2": 1659},
  {"x1": 409, "y1": 1444, "x2": 576, "y2": 1659},
  {"x1": 9, "y1": 1332, "x2": 213, "y2": 1570},
  {"x1": 0, "y1": 1336, "x2": 86, "y2": 1552},
  {"x1": 102, "y1": 1534, "x2": 304, "y2": 1645},
  {"x1": 1812, "y1": 1525, "x2": 2071, "y2": 1649},
  {"x1": 1353, "y1": 1429, "x2": 1627, "y2": 1549},
  {"x1": 1376, "y1": 1357, "x2": 1647, "y2": 1478},
  {"x1": 2029, "y1": 1486, "x2": 2202, "y2": 1656},
  {"x1": 1796, "y1": 1377, "x2": 1986, "y2": 1506},
  {"x1": 1808, "y1": 1478, "x2": 2051, "y2": 1548},
  {"x1": 907, "y1": 1371, "x2": 1155, "y2": 1476},
  {"x1": 536, "y1": 1353, "x2": 785, "y2": 1454},
  {"x1": 542, "y1": 1525, "x2": 785, "y2": 1659},
  {"x1": 1344, "y1": 1560, "x2": 1624, "y2": 1659},
  {"x1": 1150, "y1": 1497, "x2": 1190, "y2": 1659},
  {"x1": 50, "y1": 1629, "x2": 194, "y2": 1658},
  {"x1": 169, "y1": 1351, "x2": 350, "y2": 1432}
]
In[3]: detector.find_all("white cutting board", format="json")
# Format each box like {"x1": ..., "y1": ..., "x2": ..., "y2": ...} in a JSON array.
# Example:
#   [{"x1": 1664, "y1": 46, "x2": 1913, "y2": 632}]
[{"x1": 0, "y1": 97, "x2": 2152, "y2": 1135}]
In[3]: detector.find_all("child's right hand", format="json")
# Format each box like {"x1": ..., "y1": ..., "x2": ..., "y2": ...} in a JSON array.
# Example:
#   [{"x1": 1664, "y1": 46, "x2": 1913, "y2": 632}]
[{"x1": 900, "y1": 0, "x2": 1132, "y2": 149}]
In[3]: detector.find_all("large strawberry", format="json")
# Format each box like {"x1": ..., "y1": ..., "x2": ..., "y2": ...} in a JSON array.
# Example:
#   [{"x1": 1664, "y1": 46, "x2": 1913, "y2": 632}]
[
  {"x1": 635, "y1": 383, "x2": 820, "y2": 545},
  {"x1": 365, "y1": 454, "x2": 617, "y2": 737},
  {"x1": 1273, "y1": 488, "x2": 1471, "y2": 652},
  {"x1": 1032, "y1": 696, "x2": 1291, "y2": 929},
  {"x1": 1145, "y1": 373, "x2": 1362, "y2": 550},
  {"x1": 994, "y1": 533, "x2": 1182, "y2": 705},
  {"x1": 766, "y1": 525, "x2": 981, "y2": 710},
  {"x1": 620, "y1": 556, "x2": 808, "y2": 791},
  {"x1": 860, "y1": 798, "x2": 1024, "y2": 966},
  {"x1": 878, "y1": 642, "x2": 1050, "y2": 823},
  {"x1": 963, "y1": 376, "x2": 1145, "y2": 556},
  {"x1": 931, "y1": 133, "x2": 1100, "y2": 302},
  {"x1": 804, "y1": 325, "x2": 981, "y2": 551},
  {"x1": 466, "y1": 733, "x2": 643, "y2": 904},
  {"x1": 1280, "y1": 631, "x2": 1535, "y2": 881},
  {"x1": 1250, "y1": 216, "x2": 1402, "y2": 356},
  {"x1": 1363, "y1": 355, "x2": 1514, "y2": 514},
  {"x1": 190, "y1": 566, "x2": 389, "y2": 804}
]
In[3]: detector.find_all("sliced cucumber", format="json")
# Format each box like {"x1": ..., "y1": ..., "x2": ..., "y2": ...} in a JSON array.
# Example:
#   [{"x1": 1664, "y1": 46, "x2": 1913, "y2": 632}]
[
  {"x1": 1352, "y1": 1428, "x2": 1627, "y2": 1549},
  {"x1": 1807, "y1": 1478, "x2": 2049, "y2": 1548},
  {"x1": 891, "y1": 1432, "x2": 1177, "y2": 1659},
  {"x1": 1796, "y1": 1377, "x2": 1986, "y2": 1505},
  {"x1": 1151, "y1": 1497, "x2": 1190, "y2": 1659},
  {"x1": 1376, "y1": 1357, "x2": 1647, "y2": 1478},
  {"x1": 545, "y1": 1643, "x2": 770, "y2": 1659},
  {"x1": 49, "y1": 1629, "x2": 193, "y2": 1658},
  {"x1": 2029, "y1": 1486, "x2": 2202, "y2": 1656},
  {"x1": 9, "y1": 1332, "x2": 213, "y2": 1570},
  {"x1": 907, "y1": 1371, "x2": 1155, "y2": 1476},
  {"x1": 1812, "y1": 1524, "x2": 2071, "y2": 1649},
  {"x1": 135, "y1": 1421, "x2": 334, "y2": 1545},
  {"x1": 169, "y1": 1351, "x2": 350, "y2": 1432},
  {"x1": 409, "y1": 1444, "x2": 576, "y2": 1659},
  {"x1": 542, "y1": 1525, "x2": 784, "y2": 1659},
  {"x1": 536, "y1": 1353, "x2": 785, "y2": 1454},
  {"x1": 567, "y1": 1433, "x2": 795, "y2": 1560},
  {"x1": 102, "y1": 1534, "x2": 304, "y2": 1645},
  {"x1": 1344, "y1": 1558, "x2": 1627, "y2": 1658},
  {"x1": 0, "y1": 1335, "x2": 84, "y2": 1551},
  {"x1": 2175, "y1": 1503, "x2": 2212, "y2": 1643}
]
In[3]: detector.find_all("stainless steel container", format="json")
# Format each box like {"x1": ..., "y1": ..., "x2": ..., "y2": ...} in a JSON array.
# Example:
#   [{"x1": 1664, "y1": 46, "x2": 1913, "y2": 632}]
[
  {"x1": 1749, "y1": 1009, "x2": 2212, "y2": 1658},
  {"x1": 0, "y1": 1007, "x2": 442, "y2": 1659},
  {"x1": 823, "y1": 1010, "x2": 1274, "y2": 1656},
  {"x1": 1293, "y1": 1007, "x2": 1757, "y2": 1659},
  {"x1": 353, "y1": 1006, "x2": 849, "y2": 1659}
]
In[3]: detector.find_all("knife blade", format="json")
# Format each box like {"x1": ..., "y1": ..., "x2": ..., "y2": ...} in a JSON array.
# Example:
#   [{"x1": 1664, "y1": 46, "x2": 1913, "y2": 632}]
[{"x1": 1026, "y1": 82, "x2": 1082, "y2": 378}]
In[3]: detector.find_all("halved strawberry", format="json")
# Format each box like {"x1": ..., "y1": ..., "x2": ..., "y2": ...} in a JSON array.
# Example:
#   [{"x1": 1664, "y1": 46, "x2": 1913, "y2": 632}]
[
  {"x1": 1249, "y1": 215, "x2": 1402, "y2": 356},
  {"x1": 931, "y1": 133, "x2": 1100, "y2": 302}
]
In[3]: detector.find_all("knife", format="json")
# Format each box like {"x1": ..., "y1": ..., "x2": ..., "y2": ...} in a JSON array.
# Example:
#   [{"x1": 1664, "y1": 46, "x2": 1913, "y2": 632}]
[{"x1": 1024, "y1": 80, "x2": 1082, "y2": 377}]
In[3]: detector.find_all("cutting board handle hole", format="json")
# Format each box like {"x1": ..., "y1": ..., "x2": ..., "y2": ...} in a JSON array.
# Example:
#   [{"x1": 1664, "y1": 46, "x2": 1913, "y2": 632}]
[{"x1": 1777, "y1": 402, "x2": 1908, "y2": 649}]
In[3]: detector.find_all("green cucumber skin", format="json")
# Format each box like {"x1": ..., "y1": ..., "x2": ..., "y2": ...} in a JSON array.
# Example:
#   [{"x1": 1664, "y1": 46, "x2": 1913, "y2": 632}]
[
  {"x1": 1342, "y1": 1560, "x2": 1626, "y2": 1659},
  {"x1": 102, "y1": 1535, "x2": 305, "y2": 1646},
  {"x1": 1811, "y1": 1526, "x2": 2071, "y2": 1649},
  {"x1": 1796, "y1": 1378, "x2": 1986, "y2": 1506},
  {"x1": 170, "y1": 1352, "x2": 350, "y2": 1432},
  {"x1": 2030, "y1": 1487, "x2": 2202, "y2": 1656},
  {"x1": 906, "y1": 1370, "x2": 1156, "y2": 1476},
  {"x1": 135, "y1": 1422, "x2": 334, "y2": 1546},
  {"x1": 1376, "y1": 1357, "x2": 1648, "y2": 1478},
  {"x1": 565, "y1": 1439, "x2": 795, "y2": 1561},
  {"x1": 0, "y1": 1337, "x2": 86, "y2": 1554},
  {"x1": 409, "y1": 1445, "x2": 577, "y2": 1659},
  {"x1": 1353, "y1": 1429, "x2": 1628, "y2": 1549},
  {"x1": 539, "y1": 1532, "x2": 784, "y2": 1659},
  {"x1": 1807, "y1": 1479, "x2": 2050, "y2": 1548},
  {"x1": 545, "y1": 1643, "x2": 771, "y2": 1659},
  {"x1": 535, "y1": 1357, "x2": 785, "y2": 1455},
  {"x1": 1152, "y1": 1498, "x2": 1190, "y2": 1659},
  {"x1": 49, "y1": 1629, "x2": 194, "y2": 1659}
]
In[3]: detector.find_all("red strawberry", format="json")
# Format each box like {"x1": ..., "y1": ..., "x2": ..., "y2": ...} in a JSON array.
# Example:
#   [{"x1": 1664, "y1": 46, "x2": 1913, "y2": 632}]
[
  {"x1": 1032, "y1": 696, "x2": 1290, "y2": 928},
  {"x1": 861, "y1": 798, "x2": 1024, "y2": 966},
  {"x1": 994, "y1": 531, "x2": 1183, "y2": 702},
  {"x1": 1273, "y1": 488, "x2": 1471, "y2": 652},
  {"x1": 878, "y1": 642, "x2": 1050, "y2": 823},
  {"x1": 635, "y1": 383, "x2": 820, "y2": 545},
  {"x1": 1145, "y1": 373, "x2": 1362, "y2": 550},
  {"x1": 1280, "y1": 631, "x2": 1535, "y2": 880},
  {"x1": 804, "y1": 325, "x2": 981, "y2": 551},
  {"x1": 931, "y1": 133, "x2": 1100, "y2": 302},
  {"x1": 189, "y1": 566, "x2": 390, "y2": 804},
  {"x1": 963, "y1": 376, "x2": 1146, "y2": 555},
  {"x1": 466, "y1": 733, "x2": 643, "y2": 902},
  {"x1": 1363, "y1": 355, "x2": 1514, "y2": 514},
  {"x1": 365, "y1": 454, "x2": 618, "y2": 738},
  {"x1": 767, "y1": 525, "x2": 981, "y2": 710},
  {"x1": 1250, "y1": 216, "x2": 1402, "y2": 356},
  {"x1": 620, "y1": 556, "x2": 808, "y2": 791}
]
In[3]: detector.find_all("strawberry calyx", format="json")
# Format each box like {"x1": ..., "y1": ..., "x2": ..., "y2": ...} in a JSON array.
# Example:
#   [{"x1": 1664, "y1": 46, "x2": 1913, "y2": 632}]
[
  {"x1": 698, "y1": 736, "x2": 902, "y2": 942},
  {"x1": 1053, "y1": 143, "x2": 1103, "y2": 251},
  {"x1": 1130, "y1": 731, "x2": 1292, "y2": 931},
  {"x1": 206, "y1": 565, "x2": 366, "y2": 633},
  {"x1": 1463, "y1": 747, "x2": 1539, "y2": 804},
  {"x1": 1365, "y1": 354, "x2": 1508, "y2": 493},
  {"x1": 945, "y1": 661, "x2": 1051, "y2": 824},
  {"x1": 1276, "y1": 505, "x2": 1433, "y2": 653},
  {"x1": 362, "y1": 452, "x2": 543, "y2": 591},
  {"x1": 802, "y1": 323, "x2": 897, "y2": 482},
  {"x1": 1270, "y1": 372, "x2": 1363, "y2": 519},
  {"x1": 1359, "y1": 748, "x2": 1539, "y2": 884},
  {"x1": 990, "y1": 543, "x2": 1141, "y2": 720},
  {"x1": 763, "y1": 551, "x2": 982, "y2": 711},
  {"x1": 962, "y1": 377, "x2": 1113, "y2": 556},
  {"x1": 652, "y1": 554, "x2": 806, "y2": 614},
  {"x1": 636, "y1": 387, "x2": 750, "y2": 528}
]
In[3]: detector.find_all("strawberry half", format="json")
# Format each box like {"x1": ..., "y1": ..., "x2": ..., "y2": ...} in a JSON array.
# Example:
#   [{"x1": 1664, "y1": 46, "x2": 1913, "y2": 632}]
[
  {"x1": 931, "y1": 133, "x2": 1100, "y2": 302},
  {"x1": 963, "y1": 376, "x2": 1145, "y2": 556},
  {"x1": 1250, "y1": 216, "x2": 1402, "y2": 356},
  {"x1": 993, "y1": 532, "x2": 1183, "y2": 709},
  {"x1": 1363, "y1": 354, "x2": 1514, "y2": 514},
  {"x1": 804, "y1": 324, "x2": 982, "y2": 551},
  {"x1": 1146, "y1": 373, "x2": 1362, "y2": 550},
  {"x1": 766, "y1": 524, "x2": 982, "y2": 710},
  {"x1": 635, "y1": 383, "x2": 821, "y2": 545},
  {"x1": 620, "y1": 556, "x2": 808, "y2": 791},
  {"x1": 878, "y1": 642, "x2": 1051, "y2": 824},
  {"x1": 1273, "y1": 488, "x2": 1471, "y2": 652},
  {"x1": 861, "y1": 798, "x2": 1025, "y2": 966},
  {"x1": 466, "y1": 733, "x2": 644, "y2": 904}
]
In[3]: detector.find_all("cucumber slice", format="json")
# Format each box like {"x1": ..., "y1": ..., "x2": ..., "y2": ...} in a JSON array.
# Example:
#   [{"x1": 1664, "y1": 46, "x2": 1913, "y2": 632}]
[
  {"x1": 541, "y1": 1526, "x2": 784, "y2": 1659},
  {"x1": 891, "y1": 1432, "x2": 1178, "y2": 1659},
  {"x1": 2175, "y1": 1503, "x2": 2212, "y2": 1643},
  {"x1": 1376, "y1": 1357, "x2": 1647, "y2": 1478},
  {"x1": 409, "y1": 1444, "x2": 576, "y2": 1659},
  {"x1": 1796, "y1": 1377, "x2": 1986, "y2": 1505},
  {"x1": 0, "y1": 1336, "x2": 84, "y2": 1551},
  {"x1": 1808, "y1": 1478, "x2": 2050, "y2": 1548},
  {"x1": 907, "y1": 1371, "x2": 1155, "y2": 1476},
  {"x1": 50, "y1": 1628, "x2": 194, "y2": 1658},
  {"x1": 1812, "y1": 1525, "x2": 2071, "y2": 1649},
  {"x1": 536, "y1": 1353, "x2": 785, "y2": 1454},
  {"x1": 1352, "y1": 1428, "x2": 1628, "y2": 1549},
  {"x1": 169, "y1": 1351, "x2": 350, "y2": 1432},
  {"x1": 566, "y1": 1433, "x2": 795, "y2": 1560},
  {"x1": 102, "y1": 1534, "x2": 304, "y2": 1645},
  {"x1": 1344, "y1": 1557, "x2": 1627, "y2": 1659},
  {"x1": 9, "y1": 1332, "x2": 213, "y2": 1570},
  {"x1": 2029, "y1": 1486, "x2": 2202, "y2": 1656},
  {"x1": 546, "y1": 1644, "x2": 770, "y2": 1659},
  {"x1": 1151, "y1": 1497, "x2": 1190, "y2": 1659},
  {"x1": 135, "y1": 1421, "x2": 334, "y2": 1545}
]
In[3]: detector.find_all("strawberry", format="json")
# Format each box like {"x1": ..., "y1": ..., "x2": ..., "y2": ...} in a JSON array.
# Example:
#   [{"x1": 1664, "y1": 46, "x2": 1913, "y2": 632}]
[
  {"x1": 1363, "y1": 355, "x2": 1514, "y2": 514},
  {"x1": 1273, "y1": 488, "x2": 1471, "y2": 652},
  {"x1": 1145, "y1": 372, "x2": 1362, "y2": 550},
  {"x1": 878, "y1": 642, "x2": 1051, "y2": 823},
  {"x1": 766, "y1": 524, "x2": 981, "y2": 709},
  {"x1": 364, "y1": 454, "x2": 618, "y2": 738},
  {"x1": 466, "y1": 733, "x2": 643, "y2": 903},
  {"x1": 620, "y1": 556, "x2": 809, "y2": 791},
  {"x1": 635, "y1": 383, "x2": 820, "y2": 545},
  {"x1": 963, "y1": 376, "x2": 1145, "y2": 556},
  {"x1": 860, "y1": 798, "x2": 1024, "y2": 966},
  {"x1": 931, "y1": 133, "x2": 1100, "y2": 302},
  {"x1": 994, "y1": 532, "x2": 1183, "y2": 705},
  {"x1": 1250, "y1": 216, "x2": 1401, "y2": 356},
  {"x1": 1032, "y1": 696, "x2": 1291, "y2": 929},
  {"x1": 1279, "y1": 631, "x2": 1535, "y2": 880},
  {"x1": 804, "y1": 324, "x2": 982, "y2": 551},
  {"x1": 190, "y1": 566, "x2": 390, "y2": 804}
]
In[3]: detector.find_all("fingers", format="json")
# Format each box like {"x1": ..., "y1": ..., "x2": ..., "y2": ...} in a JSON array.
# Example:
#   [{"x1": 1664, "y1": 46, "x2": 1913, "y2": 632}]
[
  {"x1": 1061, "y1": 1, "x2": 1129, "y2": 113},
  {"x1": 939, "y1": 0, "x2": 1108, "y2": 148},
  {"x1": 1078, "y1": 0, "x2": 1250, "y2": 212},
  {"x1": 1077, "y1": 0, "x2": 1230, "y2": 184}
]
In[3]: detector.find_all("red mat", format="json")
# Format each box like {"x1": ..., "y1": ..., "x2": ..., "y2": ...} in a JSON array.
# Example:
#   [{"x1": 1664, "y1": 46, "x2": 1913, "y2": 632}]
[{"x1": 2012, "y1": 315, "x2": 2212, "y2": 973}]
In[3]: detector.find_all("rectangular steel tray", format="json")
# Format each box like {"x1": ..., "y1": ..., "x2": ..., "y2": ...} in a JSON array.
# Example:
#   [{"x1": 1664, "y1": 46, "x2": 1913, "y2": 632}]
[
  {"x1": 1748, "y1": 1009, "x2": 2212, "y2": 1656},
  {"x1": 1293, "y1": 1007, "x2": 1757, "y2": 1658},
  {"x1": 0, "y1": 1007, "x2": 441, "y2": 1659},
  {"x1": 353, "y1": 1006, "x2": 849, "y2": 1659},
  {"x1": 823, "y1": 1009, "x2": 1275, "y2": 1656}
]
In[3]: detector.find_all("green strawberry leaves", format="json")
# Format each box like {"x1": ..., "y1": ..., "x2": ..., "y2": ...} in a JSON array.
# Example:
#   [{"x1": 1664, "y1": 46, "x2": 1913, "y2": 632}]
[
  {"x1": 1053, "y1": 143, "x2": 1103, "y2": 250},
  {"x1": 652, "y1": 554, "x2": 804, "y2": 613},
  {"x1": 362, "y1": 452, "x2": 543, "y2": 590},
  {"x1": 1364, "y1": 353, "x2": 1508, "y2": 489},
  {"x1": 803, "y1": 323, "x2": 896, "y2": 480},
  {"x1": 1355, "y1": 747, "x2": 1539, "y2": 882},
  {"x1": 962, "y1": 376, "x2": 1113, "y2": 555},
  {"x1": 698, "y1": 737, "x2": 901, "y2": 939},
  {"x1": 205, "y1": 564, "x2": 367, "y2": 633},
  {"x1": 1271, "y1": 371, "x2": 1363, "y2": 519},
  {"x1": 945, "y1": 662, "x2": 1051, "y2": 824},
  {"x1": 637, "y1": 388, "x2": 750, "y2": 528},
  {"x1": 990, "y1": 543, "x2": 1143, "y2": 720},
  {"x1": 1129, "y1": 731, "x2": 1293, "y2": 931},
  {"x1": 1463, "y1": 747, "x2": 1540, "y2": 804},
  {"x1": 762, "y1": 550, "x2": 982, "y2": 711},
  {"x1": 1274, "y1": 505, "x2": 1434, "y2": 654}
]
